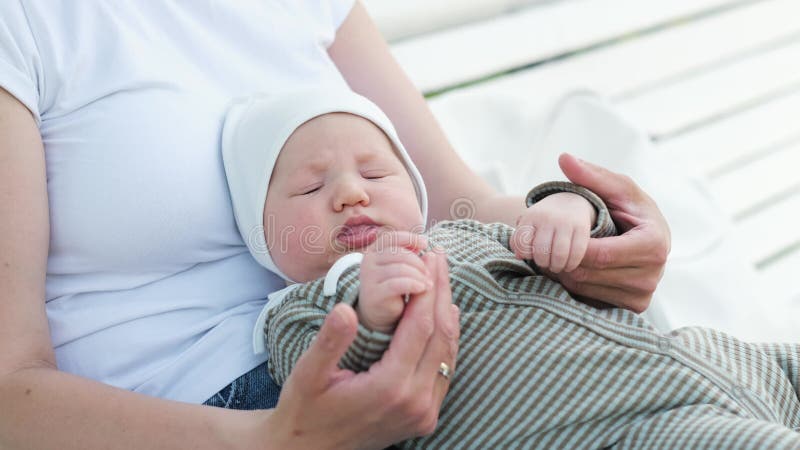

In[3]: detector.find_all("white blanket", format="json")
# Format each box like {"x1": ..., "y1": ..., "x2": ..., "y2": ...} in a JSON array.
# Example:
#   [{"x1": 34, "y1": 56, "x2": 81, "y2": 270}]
[{"x1": 430, "y1": 90, "x2": 797, "y2": 341}]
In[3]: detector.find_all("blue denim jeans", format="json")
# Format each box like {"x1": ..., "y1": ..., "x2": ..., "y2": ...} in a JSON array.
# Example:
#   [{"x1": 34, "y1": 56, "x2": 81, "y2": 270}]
[{"x1": 202, "y1": 361, "x2": 281, "y2": 410}]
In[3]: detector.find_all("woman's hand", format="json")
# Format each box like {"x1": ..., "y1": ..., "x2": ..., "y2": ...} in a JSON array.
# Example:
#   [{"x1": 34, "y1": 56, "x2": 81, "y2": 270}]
[
  {"x1": 546, "y1": 153, "x2": 671, "y2": 313},
  {"x1": 266, "y1": 250, "x2": 458, "y2": 450}
]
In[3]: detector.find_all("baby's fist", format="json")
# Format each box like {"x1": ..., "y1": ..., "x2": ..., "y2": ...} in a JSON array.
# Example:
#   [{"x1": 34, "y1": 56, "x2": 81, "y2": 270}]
[
  {"x1": 358, "y1": 231, "x2": 431, "y2": 333},
  {"x1": 511, "y1": 192, "x2": 595, "y2": 273}
]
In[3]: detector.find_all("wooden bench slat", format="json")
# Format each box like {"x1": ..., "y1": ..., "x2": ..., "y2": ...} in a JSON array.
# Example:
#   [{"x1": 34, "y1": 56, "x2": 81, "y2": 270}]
[
  {"x1": 618, "y1": 37, "x2": 800, "y2": 138},
  {"x1": 424, "y1": 0, "x2": 800, "y2": 114},
  {"x1": 385, "y1": 0, "x2": 800, "y2": 328},
  {"x1": 384, "y1": 0, "x2": 800, "y2": 327},
  {"x1": 708, "y1": 141, "x2": 800, "y2": 218},
  {"x1": 393, "y1": 0, "x2": 745, "y2": 94},
  {"x1": 365, "y1": 0, "x2": 544, "y2": 43},
  {"x1": 656, "y1": 89, "x2": 800, "y2": 177}
]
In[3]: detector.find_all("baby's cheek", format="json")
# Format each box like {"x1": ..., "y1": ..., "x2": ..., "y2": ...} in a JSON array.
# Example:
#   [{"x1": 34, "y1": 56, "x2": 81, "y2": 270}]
[{"x1": 386, "y1": 192, "x2": 425, "y2": 230}]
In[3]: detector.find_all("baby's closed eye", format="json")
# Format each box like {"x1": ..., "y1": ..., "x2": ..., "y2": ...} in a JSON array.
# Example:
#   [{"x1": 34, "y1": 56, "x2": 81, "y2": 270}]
[
  {"x1": 295, "y1": 182, "x2": 322, "y2": 196},
  {"x1": 361, "y1": 169, "x2": 391, "y2": 180}
]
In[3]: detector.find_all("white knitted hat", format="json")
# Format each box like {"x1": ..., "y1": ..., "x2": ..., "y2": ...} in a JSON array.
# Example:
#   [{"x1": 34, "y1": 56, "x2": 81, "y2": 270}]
[{"x1": 222, "y1": 87, "x2": 428, "y2": 280}]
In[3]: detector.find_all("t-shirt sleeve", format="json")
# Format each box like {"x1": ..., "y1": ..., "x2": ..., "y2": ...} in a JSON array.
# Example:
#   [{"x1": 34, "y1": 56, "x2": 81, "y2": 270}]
[
  {"x1": 0, "y1": 1, "x2": 42, "y2": 122},
  {"x1": 326, "y1": 0, "x2": 357, "y2": 31}
]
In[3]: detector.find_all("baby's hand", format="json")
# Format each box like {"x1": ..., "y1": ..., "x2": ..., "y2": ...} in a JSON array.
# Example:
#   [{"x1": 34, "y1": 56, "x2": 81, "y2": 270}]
[
  {"x1": 358, "y1": 231, "x2": 432, "y2": 333},
  {"x1": 511, "y1": 192, "x2": 596, "y2": 273}
]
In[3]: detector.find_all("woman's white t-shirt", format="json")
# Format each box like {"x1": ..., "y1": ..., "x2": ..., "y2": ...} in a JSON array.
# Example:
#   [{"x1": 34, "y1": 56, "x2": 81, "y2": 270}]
[{"x1": 0, "y1": 0, "x2": 354, "y2": 403}]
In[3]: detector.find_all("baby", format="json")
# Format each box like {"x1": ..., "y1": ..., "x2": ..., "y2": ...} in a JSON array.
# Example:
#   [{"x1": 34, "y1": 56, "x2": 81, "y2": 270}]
[{"x1": 223, "y1": 88, "x2": 800, "y2": 449}]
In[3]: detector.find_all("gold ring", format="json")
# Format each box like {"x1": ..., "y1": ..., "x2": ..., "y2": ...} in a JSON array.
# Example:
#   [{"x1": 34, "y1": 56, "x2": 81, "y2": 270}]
[{"x1": 437, "y1": 362, "x2": 451, "y2": 380}]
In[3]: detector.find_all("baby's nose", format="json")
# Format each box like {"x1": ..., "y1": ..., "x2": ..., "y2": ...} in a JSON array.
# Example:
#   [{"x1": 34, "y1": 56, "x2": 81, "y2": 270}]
[{"x1": 333, "y1": 177, "x2": 369, "y2": 211}]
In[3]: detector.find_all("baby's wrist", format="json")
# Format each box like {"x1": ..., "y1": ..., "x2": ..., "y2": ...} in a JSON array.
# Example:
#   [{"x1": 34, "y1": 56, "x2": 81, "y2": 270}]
[
  {"x1": 544, "y1": 192, "x2": 596, "y2": 224},
  {"x1": 525, "y1": 181, "x2": 615, "y2": 237},
  {"x1": 571, "y1": 193, "x2": 597, "y2": 224},
  {"x1": 355, "y1": 303, "x2": 396, "y2": 334}
]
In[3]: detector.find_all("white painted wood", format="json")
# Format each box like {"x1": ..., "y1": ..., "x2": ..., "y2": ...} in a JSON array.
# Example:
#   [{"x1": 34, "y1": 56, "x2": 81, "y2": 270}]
[
  {"x1": 656, "y1": 89, "x2": 800, "y2": 178},
  {"x1": 734, "y1": 191, "x2": 800, "y2": 266},
  {"x1": 441, "y1": 0, "x2": 800, "y2": 108},
  {"x1": 382, "y1": 0, "x2": 800, "y2": 318},
  {"x1": 759, "y1": 245, "x2": 800, "y2": 306},
  {"x1": 392, "y1": 0, "x2": 745, "y2": 93},
  {"x1": 618, "y1": 38, "x2": 800, "y2": 138},
  {"x1": 364, "y1": 0, "x2": 549, "y2": 42},
  {"x1": 708, "y1": 141, "x2": 800, "y2": 219}
]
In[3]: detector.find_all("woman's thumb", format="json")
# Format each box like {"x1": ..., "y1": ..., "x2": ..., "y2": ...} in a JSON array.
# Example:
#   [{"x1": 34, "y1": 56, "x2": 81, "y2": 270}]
[
  {"x1": 292, "y1": 303, "x2": 358, "y2": 392},
  {"x1": 557, "y1": 153, "x2": 629, "y2": 202}
]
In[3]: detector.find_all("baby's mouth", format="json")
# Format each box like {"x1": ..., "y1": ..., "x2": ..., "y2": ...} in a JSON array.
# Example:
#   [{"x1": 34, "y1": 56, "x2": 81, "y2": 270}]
[{"x1": 336, "y1": 216, "x2": 380, "y2": 249}]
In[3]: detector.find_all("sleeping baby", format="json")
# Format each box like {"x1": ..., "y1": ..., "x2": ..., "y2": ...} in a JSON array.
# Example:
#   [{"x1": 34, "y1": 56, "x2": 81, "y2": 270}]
[{"x1": 222, "y1": 87, "x2": 800, "y2": 449}]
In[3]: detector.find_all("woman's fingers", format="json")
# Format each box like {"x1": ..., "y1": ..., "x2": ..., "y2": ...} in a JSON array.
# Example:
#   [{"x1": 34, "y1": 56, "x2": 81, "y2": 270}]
[
  {"x1": 557, "y1": 153, "x2": 671, "y2": 311},
  {"x1": 276, "y1": 250, "x2": 457, "y2": 447},
  {"x1": 564, "y1": 264, "x2": 663, "y2": 294},
  {"x1": 562, "y1": 280, "x2": 653, "y2": 312},
  {"x1": 558, "y1": 153, "x2": 636, "y2": 212},
  {"x1": 548, "y1": 229, "x2": 572, "y2": 273},
  {"x1": 415, "y1": 251, "x2": 458, "y2": 399},
  {"x1": 558, "y1": 152, "x2": 670, "y2": 240},
  {"x1": 381, "y1": 250, "x2": 457, "y2": 370},
  {"x1": 380, "y1": 265, "x2": 438, "y2": 379},
  {"x1": 546, "y1": 265, "x2": 660, "y2": 312},
  {"x1": 581, "y1": 226, "x2": 667, "y2": 269},
  {"x1": 565, "y1": 230, "x2": 588, "y2": 273}
]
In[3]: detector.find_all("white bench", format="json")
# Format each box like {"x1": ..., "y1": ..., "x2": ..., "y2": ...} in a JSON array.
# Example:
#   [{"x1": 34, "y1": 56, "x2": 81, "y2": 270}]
[{"x1": 365, "y1": 0, "x2": 800, "y2": 340}]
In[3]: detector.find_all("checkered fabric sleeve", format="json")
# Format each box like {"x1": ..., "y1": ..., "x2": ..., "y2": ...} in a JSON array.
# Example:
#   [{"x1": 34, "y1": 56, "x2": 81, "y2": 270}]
[
  {"x1": 525, "y1": 181, "x2": 617, "y2": 238},
  {"x1": 265, "y1": 266, "x2": 394, "y2": 385}
]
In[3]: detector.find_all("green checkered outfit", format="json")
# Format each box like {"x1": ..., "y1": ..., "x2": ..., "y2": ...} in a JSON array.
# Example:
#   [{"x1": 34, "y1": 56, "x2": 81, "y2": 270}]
[{"x1": 264, "y1": 182, "x2": 800, "y2": 449}]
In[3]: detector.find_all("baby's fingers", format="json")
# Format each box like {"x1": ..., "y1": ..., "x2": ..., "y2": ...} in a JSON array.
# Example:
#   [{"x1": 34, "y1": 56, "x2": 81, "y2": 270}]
[
  {"x1": 372, "y1": 248, "x2": 430, "y2": 279},
  {"x1": 532, "y1": 227, "x2": 554, "y2": 269},
  {"x1": 376, "y1": 260, "x2": 434, "y2": 290},
  {"x1": 511, "y1": 225, "x2": 536, "y2": 260},
  {"x1": 374, "y1": 231, "x2": 429, "y2": 256},
  {"x1": 381, "y1": 276, "x2": 431, "y2": 297}
]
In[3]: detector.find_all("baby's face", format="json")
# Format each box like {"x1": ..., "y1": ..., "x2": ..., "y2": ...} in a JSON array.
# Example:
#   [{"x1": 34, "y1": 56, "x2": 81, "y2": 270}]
[{"x1": 264, "y1": 113, "x2": 424, "y2": 282}]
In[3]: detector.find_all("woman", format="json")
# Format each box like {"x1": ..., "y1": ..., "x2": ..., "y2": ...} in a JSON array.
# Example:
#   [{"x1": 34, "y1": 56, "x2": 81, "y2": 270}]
[{"x1": 0, "y1": 1, "x2": 669, "y2": 448}]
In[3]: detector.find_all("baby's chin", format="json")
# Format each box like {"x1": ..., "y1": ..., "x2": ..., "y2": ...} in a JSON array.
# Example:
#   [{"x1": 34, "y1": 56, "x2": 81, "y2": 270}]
[
  {"x1": 273, "y1": 259, "x2": 326, "y2": 284},
  {"x1": 286, "y1": 268, "x2": 327, "y2": 284},
  {"x1": 325, "y1": 251, "x2": 358, "y2": 269},
  {"x1": 281, "y1": 257, "x2": 342, "y2": 283}
]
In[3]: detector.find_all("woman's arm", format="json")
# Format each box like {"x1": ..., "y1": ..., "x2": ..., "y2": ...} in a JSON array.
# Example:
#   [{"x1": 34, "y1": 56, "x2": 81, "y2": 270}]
[
  {"x1": 327, "y1": 2, "x2": 506, "y2": 226},
  {"x1": 328, "y1": 2, "x2": 670, "y2": 311},
  {"x1": 0, "y1": 87, "x2": 264, "y2": 450}
]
